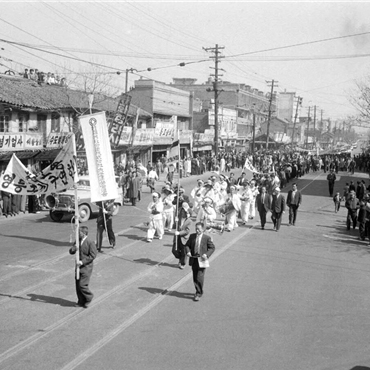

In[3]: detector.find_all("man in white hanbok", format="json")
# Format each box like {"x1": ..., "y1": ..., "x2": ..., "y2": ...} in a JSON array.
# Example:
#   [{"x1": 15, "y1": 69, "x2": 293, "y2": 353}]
[
  {"x1": 239, "y1": 181, "x2": 253, "y2": 225},
  {"x1": 224, "y1": 186, "x2": 241, "y2": 231},
  {"x1": 146, "y1": 192, "x2": 164, "y2": 242},
  {"x1": 190, "y1": 179, "x2": 205, "y2": 216}
]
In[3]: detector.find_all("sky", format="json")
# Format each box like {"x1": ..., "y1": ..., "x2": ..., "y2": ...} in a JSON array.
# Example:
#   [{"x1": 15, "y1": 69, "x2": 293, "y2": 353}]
[{"x1": 1, "y1": 1, "x2": 370, "y2": 127}]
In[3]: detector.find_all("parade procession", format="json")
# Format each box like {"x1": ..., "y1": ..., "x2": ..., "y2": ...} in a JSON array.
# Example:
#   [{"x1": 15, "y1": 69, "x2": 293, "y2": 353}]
[{"x1": 4, "y1": 2, "x2": 370, "y2": 369}]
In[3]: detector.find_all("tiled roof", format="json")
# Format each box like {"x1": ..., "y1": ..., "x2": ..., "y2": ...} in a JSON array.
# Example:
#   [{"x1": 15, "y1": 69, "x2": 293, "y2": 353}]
[{"x1": 0, "y1": 75, "x2": 118, "y2": 112}]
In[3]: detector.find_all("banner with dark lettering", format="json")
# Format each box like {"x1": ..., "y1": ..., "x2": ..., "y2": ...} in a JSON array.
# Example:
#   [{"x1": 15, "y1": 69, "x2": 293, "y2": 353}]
[
  {"x1": 79, "y1": 112, "x2": 118, "y2": 203},
  {"x1": 0, "y1": 135, "x2": 78, "y2": 195},
  {"x1": 108, "y1": 93, "x2": 132, "y2": 147}
]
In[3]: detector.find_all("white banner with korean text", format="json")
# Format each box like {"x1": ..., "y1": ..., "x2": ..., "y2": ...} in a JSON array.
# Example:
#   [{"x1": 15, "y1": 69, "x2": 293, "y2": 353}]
[
  {"x1": 79, "y1": 112, "x2": 118, "y2": 203},
  {"x1": 0, "y1": 133, "x2": 43, "y2": 151},
  {"x1": 0, "y1": 135, "x2": 78, "y2": 195}
]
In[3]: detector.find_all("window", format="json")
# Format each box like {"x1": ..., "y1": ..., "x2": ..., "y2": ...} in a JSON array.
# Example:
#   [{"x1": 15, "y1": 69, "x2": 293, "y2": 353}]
[
  {"x1": 0, "y1": 115, "x2": 9, "y2": 132},
  {"x1": 18, "y1": 113, "x2": 29, "y2": 132},
  {"x1": 51, "y1": 113, "x2": 60, "y2": 132}
]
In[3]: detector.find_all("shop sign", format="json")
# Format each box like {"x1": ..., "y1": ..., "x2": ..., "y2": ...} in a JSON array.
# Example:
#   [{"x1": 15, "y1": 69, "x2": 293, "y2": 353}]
[
  {"x1": 154, "y1": 122, "x2": 175, "y2": 138},
  {"x1": 46, "y1": 132, "x2": 71, "y2": 148},
  {"x1": 118, "y1": 126, "x2": 133, "y2": 145},
  {"x1": 0, "y1": 133, "x2": 44, "y2": 151},
  {"x1": 133, "y1": 128, "x2": 155, "y2": 146}
]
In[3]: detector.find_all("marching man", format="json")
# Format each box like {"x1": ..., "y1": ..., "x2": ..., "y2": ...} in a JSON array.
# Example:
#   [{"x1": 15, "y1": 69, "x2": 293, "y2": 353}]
[{"x1": 147, "y1": 192, "x2": 164, "y2": 242}]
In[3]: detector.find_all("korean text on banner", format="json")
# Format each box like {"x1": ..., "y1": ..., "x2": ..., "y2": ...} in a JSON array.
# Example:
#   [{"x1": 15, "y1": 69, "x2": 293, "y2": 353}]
[
  {"x1": 79, "y1": 112, "x2": 118, "y2": 203},
  {"x1": 0, "y1": 135, "x2": 78, "y2": 195}
]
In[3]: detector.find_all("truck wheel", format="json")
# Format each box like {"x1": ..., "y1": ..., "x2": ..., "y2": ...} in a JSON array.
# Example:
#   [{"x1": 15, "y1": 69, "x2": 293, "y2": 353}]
[
  {"x1": 78, "y1": 204, "x2": 91, "y2": 222},
  {"x1": 49, "y1": 210, "x2": 64, "y2": 222}
]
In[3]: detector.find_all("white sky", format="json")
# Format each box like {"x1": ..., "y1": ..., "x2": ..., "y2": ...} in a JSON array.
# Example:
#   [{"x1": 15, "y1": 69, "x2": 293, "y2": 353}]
[{"x1": 1, "y1": 1, "x2": 370, "y2": 124}]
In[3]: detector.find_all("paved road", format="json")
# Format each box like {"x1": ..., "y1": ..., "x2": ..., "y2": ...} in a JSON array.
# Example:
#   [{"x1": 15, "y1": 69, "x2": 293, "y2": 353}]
[{"x1": 1, "y1": 170, "x2": 370, "y2": 370}]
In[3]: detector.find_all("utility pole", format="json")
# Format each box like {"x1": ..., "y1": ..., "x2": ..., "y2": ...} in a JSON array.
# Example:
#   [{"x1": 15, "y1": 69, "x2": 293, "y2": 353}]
[
  {"x1": 125, "y1": 68, "x2": 137, "y2": 94},
  {"x1": 266, "y1": 79, "x2": 278, "y2": 150},
  {"x1": 313, "y1": 105, "x2": 317, "y2": 148},
  {"x1": 291, "y1": 96, "x2": 302, "y2": 148},
  {"x1": 252, "y1": 104, "x2": 256, "y2": 160},
  {"x1": 306, "y1": 106, "x2": 311, "y2": 149},
  {"x1": 320, "y1": 109, "x2": 324, "y2": 132},
  {"x1": 203, "y1": 44, "x2": 225, "y2": 157}
]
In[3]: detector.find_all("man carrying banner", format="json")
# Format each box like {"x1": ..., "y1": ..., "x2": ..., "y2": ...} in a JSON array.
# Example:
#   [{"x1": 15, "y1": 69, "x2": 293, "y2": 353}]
[
  {"x1": 69, "y1": 226, "x2": 97, "y2": 308},
  {"x1": 96, "y1": 200, "x2": 116, "y2": 252}
]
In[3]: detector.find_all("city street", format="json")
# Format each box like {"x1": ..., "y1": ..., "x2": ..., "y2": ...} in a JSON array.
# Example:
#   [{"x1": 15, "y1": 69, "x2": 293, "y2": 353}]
[{"x1": 1, "y1": 169, "x2": 370, "y2": 370}]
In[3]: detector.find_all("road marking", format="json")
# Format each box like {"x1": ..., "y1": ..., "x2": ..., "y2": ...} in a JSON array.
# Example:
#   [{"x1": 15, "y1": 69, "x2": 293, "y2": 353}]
[{"x1": 59, "y1": 225, "x2": 256, "y2": 370}]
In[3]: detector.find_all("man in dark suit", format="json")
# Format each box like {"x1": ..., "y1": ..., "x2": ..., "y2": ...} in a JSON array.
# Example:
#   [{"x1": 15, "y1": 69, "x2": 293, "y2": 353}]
[
  {"x1": 185, "y1": 222, "x2": 215, "y2": 301},
  {"x1": 96, "y1": 200, "x2": 116, "y2": 252},
  {"x1": 286, "y1": 183, "x2": 302, "y2": 226},
  {"x1": 256, "y1": 186, "x2": 271, "y2": 230},
  {"x1": 271, "y1": 187, "x2": 286, "y2": 232},
  {"x1": 69, "y1": 226, "x2": 97, "y2": 308}
]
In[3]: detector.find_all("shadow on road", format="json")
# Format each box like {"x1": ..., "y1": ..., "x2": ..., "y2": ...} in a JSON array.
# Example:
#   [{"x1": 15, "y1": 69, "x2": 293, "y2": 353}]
[
  {"x1": 27, "y1": 294, "x2": 76, "y2": 307},
  {"x1": 0, "y1": 233, "x2": 68, "y2": 247},
  {"x1": 139, "y1": 287, "x2": 194, "y2": 300},
  {"x1": 133, "y1": 258, "x2": 179, "y2": 269},
  {"x1": 120, "y1": 234, "x2": 145, "y2": 241},
  {"x1": 350, "y1": 367, "x2": 370, "y2": 370}
]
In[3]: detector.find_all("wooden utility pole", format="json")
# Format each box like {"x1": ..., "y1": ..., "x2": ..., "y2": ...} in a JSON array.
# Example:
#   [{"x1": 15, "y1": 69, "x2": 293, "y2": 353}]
[
  {"x1": 266, "y1": 80, "x2": 278, "y2": 150},
  {"x1": 203, "y1": 44, "x2": 224, "y2": 157},
  {"x1": 306, "y1": 106, "x2": 311, "y2": 149},
  {"x1": 313, "y1": 105, "x2": 317, "y2": 147},
  {"x1": 291, "y1": 96, "x2": 302, "y2": 148}
]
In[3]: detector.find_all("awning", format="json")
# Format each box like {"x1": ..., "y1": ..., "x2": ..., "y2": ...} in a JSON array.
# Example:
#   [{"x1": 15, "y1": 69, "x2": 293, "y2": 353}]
[
  {"x1": 0, "y1": 150, "x2": 39, "y2": 161},
  {"x1": 34, "y1": 148, "x2": 61, "y2": 161},
  {"x1": 193, "y1": 145, "x2": 212, "y2": 151}
]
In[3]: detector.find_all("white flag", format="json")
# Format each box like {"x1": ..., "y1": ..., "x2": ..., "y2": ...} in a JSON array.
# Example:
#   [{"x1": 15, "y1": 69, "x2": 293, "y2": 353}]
[
  {"x1": 243, "y1": 157, "x2": 260, "y2": 179},
  {"x1": 0, "y1": 135, "x2": 78, "y2": 195},
  {"x1": 79, "y1": 111, "x2": 118, "y2": 203}
]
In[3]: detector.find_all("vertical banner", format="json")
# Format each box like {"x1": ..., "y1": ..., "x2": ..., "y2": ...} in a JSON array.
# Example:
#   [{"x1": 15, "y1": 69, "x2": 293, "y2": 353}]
[
  {"x1": 108, "y1": 93, "x2": 132, "y2": 147},
  {"x1": 79, "y1": 112, "x2": 118, "y2": 203}
]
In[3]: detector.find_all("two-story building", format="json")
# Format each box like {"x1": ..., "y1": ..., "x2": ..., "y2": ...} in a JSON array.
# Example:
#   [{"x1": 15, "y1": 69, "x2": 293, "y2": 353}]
[
  {"x1": 128, "y1": 79, "x2": 193, "y2": 161},
  {"x1": 170, "y1": 78, "x2": 276, "y2": 152}
]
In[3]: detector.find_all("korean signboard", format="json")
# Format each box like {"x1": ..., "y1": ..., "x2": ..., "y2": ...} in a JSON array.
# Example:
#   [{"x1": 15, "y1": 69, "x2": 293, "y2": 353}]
[{"x1": 0, "y1": 133, "x2": 44, "y2": 151}]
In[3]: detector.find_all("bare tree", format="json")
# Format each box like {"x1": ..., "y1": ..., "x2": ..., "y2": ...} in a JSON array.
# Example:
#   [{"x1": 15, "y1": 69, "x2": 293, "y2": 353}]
[{"x1": 349, "y1": 77, "x2": 370, "y2": 120}]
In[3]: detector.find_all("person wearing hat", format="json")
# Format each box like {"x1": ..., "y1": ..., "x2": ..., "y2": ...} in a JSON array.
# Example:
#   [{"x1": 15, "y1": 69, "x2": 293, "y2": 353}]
[
  {"x1": 249, "y1": 180, "x2": 259, "y2": 220},
  {"x1": 239, "y1": 180, "x2": 252, "y2": 225},
  {"x1": 224, "y1": 186, "x2": 242, "y2": 231},
  {"x1": 345, "y1": 190, "x2": 359, "y2": 231},
  {"x1": 173, "y1": 187, "x2": 191, "y2": 229},
  {"x1": 197, "y1": 197, "x2": 217, "y2": 224},
  {"x1": 146, "y1": 192, "x2": 164, "y2": 242},
  {"x1": 190, "y1": 179, "x2": 205, "y2": 216},
  {"x1": 271, "y1": 187, "x2": 285, "y2": 232},
  {"x1": 162, "y1": 185, "x2": 175, "y2": 232}
]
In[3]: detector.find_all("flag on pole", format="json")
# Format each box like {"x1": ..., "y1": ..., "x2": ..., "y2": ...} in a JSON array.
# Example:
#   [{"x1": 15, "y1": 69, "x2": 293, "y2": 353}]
[
  {"x1": 79, "y1": 111, "x2": 118, "y2": 203},
  {"x1": 243, "y1": 157, "x2": 260, "y2": 179},
  {"x1": 0, "y1": 134, "x2": 78, "y2": 195}
]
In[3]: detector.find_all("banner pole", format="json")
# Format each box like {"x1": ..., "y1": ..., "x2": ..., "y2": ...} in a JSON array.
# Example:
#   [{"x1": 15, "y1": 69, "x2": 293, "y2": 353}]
[
  {"x1": 72, "y1": 133, "x2": 80, "y2": 280},
  {"x1": 174, "y1": 129, "x2": 181, "y2": 253}
]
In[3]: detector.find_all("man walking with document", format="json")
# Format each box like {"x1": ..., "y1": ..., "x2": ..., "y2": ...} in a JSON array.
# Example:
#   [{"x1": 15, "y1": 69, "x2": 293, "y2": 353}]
[{"x1": 185, "y1": 222, "x2": 215, "y2": 301}]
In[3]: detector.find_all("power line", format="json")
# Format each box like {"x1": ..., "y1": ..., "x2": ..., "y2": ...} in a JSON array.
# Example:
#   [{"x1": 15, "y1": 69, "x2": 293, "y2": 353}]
[{"x1": 227, "y1": 31, "x2": 370, "y2": 58}]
